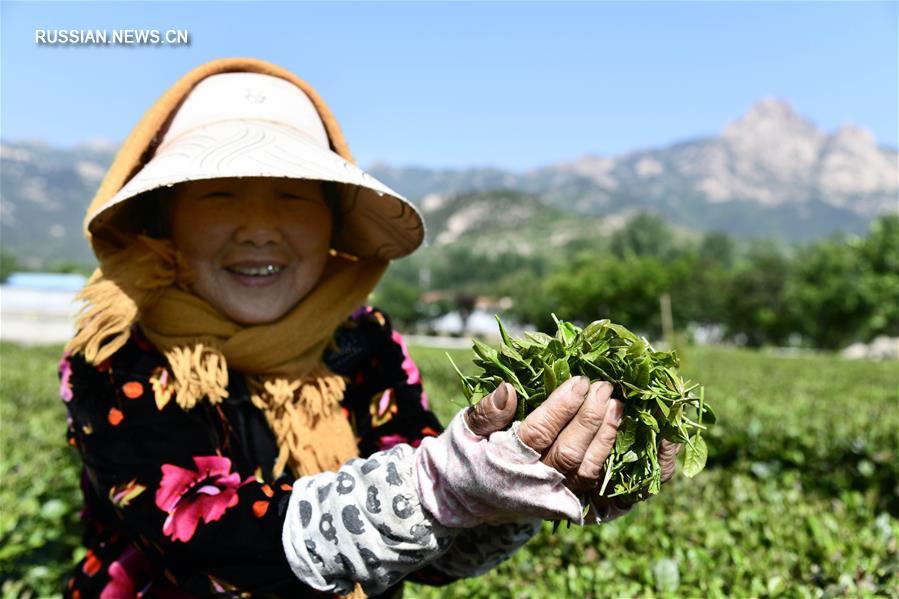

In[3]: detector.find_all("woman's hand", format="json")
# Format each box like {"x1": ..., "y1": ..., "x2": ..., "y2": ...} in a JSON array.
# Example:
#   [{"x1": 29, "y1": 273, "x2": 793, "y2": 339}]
[
  {"x1": 465, "y1": 376, "x2": 624, "y2": 492},
  {"x1": 415, "y1": 376, "x2": 680, "y2": 529},
  {"x1": 584, "y1": 437, "x2": 681, "y2": 521},
  {"x1": 465, "y1": 377, "x2": 681, "y2": 498}
]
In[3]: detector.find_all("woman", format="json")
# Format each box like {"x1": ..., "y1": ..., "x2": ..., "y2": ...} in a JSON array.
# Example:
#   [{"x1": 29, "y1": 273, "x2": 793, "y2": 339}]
[{"x1": 60, "y1": 57, "x2": 679, "y2": 598}]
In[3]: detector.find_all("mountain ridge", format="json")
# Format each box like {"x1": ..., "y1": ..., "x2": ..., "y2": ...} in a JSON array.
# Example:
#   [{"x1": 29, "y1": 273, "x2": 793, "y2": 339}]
[{"x1": 2, "y1": 98, "x2": 895, "y2": 268}]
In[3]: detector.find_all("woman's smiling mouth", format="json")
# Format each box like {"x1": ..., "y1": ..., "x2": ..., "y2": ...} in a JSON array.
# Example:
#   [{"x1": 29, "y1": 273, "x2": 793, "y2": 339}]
[
  {"x1": 225, "y1": 264, "x2": 284, "y2": 276},
  {"x1": 224, "y1": 262, "x2": 287, "y2": 286}
]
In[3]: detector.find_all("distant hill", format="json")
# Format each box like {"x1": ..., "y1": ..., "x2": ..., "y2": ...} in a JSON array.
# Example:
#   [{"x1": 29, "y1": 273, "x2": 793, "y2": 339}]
[
  {"x1": 2, "y1": 98, "x2": 895, "y2": 268},
  {"x1": 371, "y1": 99, "x2": 897, "y2": 242},
  {"x1": 418, "y1": 188, "x2": 604, "y2": 254},
  {"x1": 1, "y1": 141, "x2": 110, "y2": 268}
]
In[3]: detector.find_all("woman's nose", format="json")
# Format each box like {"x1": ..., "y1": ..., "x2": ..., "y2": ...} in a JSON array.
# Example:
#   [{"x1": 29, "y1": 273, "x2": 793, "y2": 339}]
[{"x1": 232, "y1": 200, "x2": 283, "y2": 246}]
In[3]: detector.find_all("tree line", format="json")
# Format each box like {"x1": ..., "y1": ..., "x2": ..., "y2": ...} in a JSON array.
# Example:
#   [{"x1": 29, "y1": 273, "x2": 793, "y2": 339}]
[
  {"x1": 373, "y1": 214, "x2": 899, "y2": 350},
  {"x1": 3, "y1": 213, "x2": 895, "y2": 350}
]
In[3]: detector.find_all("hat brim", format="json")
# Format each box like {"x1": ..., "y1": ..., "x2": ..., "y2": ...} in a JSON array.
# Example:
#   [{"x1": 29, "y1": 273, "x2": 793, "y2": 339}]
[{"x1": 87, "y1": 119, "x2": 426, "y2": 260}]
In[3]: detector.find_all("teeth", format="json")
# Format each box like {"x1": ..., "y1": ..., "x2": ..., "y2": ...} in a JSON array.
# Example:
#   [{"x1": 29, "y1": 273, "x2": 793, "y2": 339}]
[{"x1": 228, "y1": 265, "x2": 282, "y2": 276}]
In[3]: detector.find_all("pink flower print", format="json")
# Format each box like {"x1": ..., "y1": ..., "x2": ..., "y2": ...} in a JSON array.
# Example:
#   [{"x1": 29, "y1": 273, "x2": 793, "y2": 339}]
[
  {"x1": 391, "y1": 329, "x2": 430, "y2": 409},
  {"x1": 108, "y1": 479, "x2": 147, "y2": 509},
  {"x1": 58, "y1": 353, "x2": 73, "y2": 403},
  {"x1": 378, "y1": 388, "x2": 393, "y2": 415},
  {"x1": 155, "y1": 456, "x2": 249, "y2": 543},
  {"x1": 149, "y1": 367, "x2": 174, "y2": 411},
  {"x1": 390, "y1": 330, "x2": 421, "y2": 385},
  {"x1": 208, "y1": 574, "x2": 243, "y2": 594},
  {"x1": 377, "y1": 433, "x2": 408, "y2": 450},
  {"x1": 370, "y1": 388, "x2": 398, "y2": 427},
  {"x1": 100, "y1": 545, "x2": 154, "y2": 599}
]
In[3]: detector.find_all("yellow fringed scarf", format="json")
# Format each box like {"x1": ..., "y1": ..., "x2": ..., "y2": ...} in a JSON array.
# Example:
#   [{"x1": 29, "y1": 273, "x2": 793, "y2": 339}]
[{"x1": 66, "y1": 234, "x2": 390, "y2": 479}]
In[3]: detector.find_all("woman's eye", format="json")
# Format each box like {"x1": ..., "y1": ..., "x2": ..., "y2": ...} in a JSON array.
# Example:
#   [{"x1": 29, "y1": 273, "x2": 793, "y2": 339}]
[
  {"x1": 195, "y1": 191, "x2": 234, "y2": 200},
  {"x1": 280, "y1": 193, "x2": 325, "y2": 208}
]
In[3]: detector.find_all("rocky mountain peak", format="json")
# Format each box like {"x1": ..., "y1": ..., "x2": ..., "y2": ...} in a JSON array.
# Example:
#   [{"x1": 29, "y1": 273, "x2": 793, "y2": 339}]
[
  {"x1": 722, "y1": 97, "x2": 823, "y2": 146},
  {"x1": 739, "y1": 97, "x2": 801, "y2": 122},
  {"x1": 545, "y1": 154, "x2": 618, "y2": 188},
  {"x1": 827, "y1": 123, "x2": 878, "y2": 152},
  {"x1": 818, "y1": 123, "x2": 897, "y2": 199},
  {"x1": 721, "y1": 97, "x2": 826, "y2": 185}
]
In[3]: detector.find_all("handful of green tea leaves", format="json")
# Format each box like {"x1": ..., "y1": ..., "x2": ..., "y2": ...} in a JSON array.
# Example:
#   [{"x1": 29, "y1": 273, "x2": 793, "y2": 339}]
[{"x1": 447, "y1": 314, "x2": 714, "y2": 503}]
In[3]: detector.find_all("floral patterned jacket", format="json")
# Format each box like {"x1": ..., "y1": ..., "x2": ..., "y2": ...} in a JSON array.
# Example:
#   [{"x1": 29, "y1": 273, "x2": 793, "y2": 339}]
[{"x1": 59, "y1": 305, "x2": 455, "y2": 598}]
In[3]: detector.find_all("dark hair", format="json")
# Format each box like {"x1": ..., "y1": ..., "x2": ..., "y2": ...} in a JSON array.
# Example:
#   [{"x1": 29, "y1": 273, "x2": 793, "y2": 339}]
[
  {"x1": 153, "y1": 187, "x2": 173, "y2": 239},
  {"x1": 104, "y1": 186, "x2": 171, "y2": 240},
  {"x1": 321, "y1": 181, "x2": 343, "y2": 245}
]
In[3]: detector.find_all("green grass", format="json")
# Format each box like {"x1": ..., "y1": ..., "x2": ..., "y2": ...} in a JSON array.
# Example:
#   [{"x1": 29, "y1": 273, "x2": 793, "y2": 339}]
[
  {"x1": 1, "y1": 342, "x2": 897, "y2": 598},
  {"x1": 406, "y1": 345, "x2": 899, "y2": 598},
  {"x1": 0, "y1": 344, "x2": 83, "y2": 598}
]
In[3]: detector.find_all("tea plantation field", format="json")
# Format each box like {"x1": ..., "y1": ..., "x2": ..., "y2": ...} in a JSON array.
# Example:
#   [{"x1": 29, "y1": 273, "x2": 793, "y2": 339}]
[{"x1": 1, "y1": 342, "x2": 897, "y2": 598}]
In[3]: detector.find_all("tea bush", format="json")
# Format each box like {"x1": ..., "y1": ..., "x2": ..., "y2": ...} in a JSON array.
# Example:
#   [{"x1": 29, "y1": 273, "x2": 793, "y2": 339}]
[{"x1": 1, "y1": 342, "x2": 896, "y2": 597}]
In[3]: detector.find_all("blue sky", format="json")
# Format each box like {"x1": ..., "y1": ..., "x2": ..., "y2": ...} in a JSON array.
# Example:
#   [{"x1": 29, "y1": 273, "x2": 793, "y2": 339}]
[{"x1": 2, "y1": 1, "x2": 896, "y2": 171}]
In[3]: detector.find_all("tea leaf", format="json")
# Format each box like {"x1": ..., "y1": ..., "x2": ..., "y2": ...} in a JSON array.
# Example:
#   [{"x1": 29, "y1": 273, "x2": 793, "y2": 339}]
[
  {"x1": 472, "y1": 338, "x2": 499, "y2": 362},
  {"x1": 699, "y1": 401, "x2": 717, "y2": 424},
  {"x1": 655, "y1": 396, "x2": 671, "y2": 418},
  {"x1": 525, "y1": 331, "x2": 554, "y2": 345},
  {"x1": 621, "y1": 450, "x2": 639, "y2": 463},
  {"x1": 615, "y1": 416, "x2": 637, "y2": 453},
  {"x1": 682, "y1": 434, "x2": 708, "y2": 478},
  {"x1": 542, "y1": 360, "x2": 558, "y2": 394},
  {"x1": 552, "y1": 358, "x2": 570, "y2": 384},
  {"x1": 445, "y1": 353, "x2": 473, "y2": 402},
  {"x1": 635, "y1": 357, "x2": 651, "y2": 388},
  {"x1": 638, "y1": 410, "x2": 660, "y2": 432},
  {"x1": 495, "y1": 314, "x2": 514, "y2": 348}
]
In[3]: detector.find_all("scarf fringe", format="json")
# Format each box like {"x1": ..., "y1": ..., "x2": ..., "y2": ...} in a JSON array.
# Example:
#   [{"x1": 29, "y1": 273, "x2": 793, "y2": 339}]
[
  {"x1": 248, "y1": 366, "x2": 351, "y2": 478},
  {"x1": 65, "y1": 235, "x2": 193, "y2": 364},
  {"x1": 66, "y1": 270, "x2": 139, "y2": 364},
  {"x1": 168, "y1": 343, "x2": 231, "y2": 410}
]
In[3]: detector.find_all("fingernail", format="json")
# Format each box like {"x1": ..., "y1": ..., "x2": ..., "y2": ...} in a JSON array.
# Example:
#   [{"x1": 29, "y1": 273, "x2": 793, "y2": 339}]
[
  {"x1": 493, "y1": 383, "x2": 508, "y2": 409},
  {"x1": 573, "y1": 375, "x2": 590, "y2": 393},
  {"x1": 610, "y1": 400, "x2": 624, "y2": 424},
  {"x1": 591, "y1": 380, "x2": 612, "y2": 398}
]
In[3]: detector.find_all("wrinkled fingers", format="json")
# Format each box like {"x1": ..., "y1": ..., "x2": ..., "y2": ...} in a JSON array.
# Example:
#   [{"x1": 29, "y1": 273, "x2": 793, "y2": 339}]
[
  {"x1": 517, "y1": 376, "x2": 590, "y2": 453},
  {"x1": 575, "y1": 397, "x2": 625, "y2": 492},
  {"x1": 659, "y1": 439, "x2": 682, "y2": 483},
  {"x1": 542, "y1": 381, "x2": 613, "y2": 490},
  {"x1": 465, "y1": 382, "x2": 519, "y2": 437}
]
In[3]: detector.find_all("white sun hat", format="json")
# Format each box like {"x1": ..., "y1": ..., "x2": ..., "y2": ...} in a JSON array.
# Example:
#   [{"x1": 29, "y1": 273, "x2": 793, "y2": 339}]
[{"x1": 88, "y1": 70, "x2": 425, "y2": 261}]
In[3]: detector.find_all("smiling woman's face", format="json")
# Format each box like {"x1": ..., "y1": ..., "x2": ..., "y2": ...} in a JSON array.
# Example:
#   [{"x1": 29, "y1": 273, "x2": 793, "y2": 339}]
[{"x1": 169, "y1": 177, "x2": 333, "y2": 325}]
